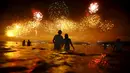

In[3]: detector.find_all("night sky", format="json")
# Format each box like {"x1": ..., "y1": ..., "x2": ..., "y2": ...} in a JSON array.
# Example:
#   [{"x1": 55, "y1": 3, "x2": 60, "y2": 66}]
[
  {"x1": 0, "y1": 0, "x2": 129, "y2": 36},
  {"x1": 0, "y1": 0, "x2": 129, "y2": 18}
]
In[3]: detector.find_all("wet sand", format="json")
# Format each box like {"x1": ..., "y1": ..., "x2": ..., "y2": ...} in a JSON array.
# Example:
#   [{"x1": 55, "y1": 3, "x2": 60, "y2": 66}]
[{"x1": 0, "y1": 42, "x2": 130, "y2": 73}]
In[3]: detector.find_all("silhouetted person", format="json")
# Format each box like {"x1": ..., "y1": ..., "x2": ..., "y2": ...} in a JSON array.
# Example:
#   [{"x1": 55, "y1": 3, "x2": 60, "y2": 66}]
[
  {"x1": 53, "y1": 30, "x2": 64, "y2": 51},
  {"x1": 22, "y1": 40, "x2": 26, "y2": 46},
  {"x1": 114, "y1": 38, "x2": 123, "y2": 52},
  {"x1": 27, "y1": 40, "x2": 31, "y2": 46},
  {"x1": 63, "y1": 34, "x2": 75, "y2": 52},
  {"x1": 103, "y1": 43, "x2": 107, "y2": 50}
]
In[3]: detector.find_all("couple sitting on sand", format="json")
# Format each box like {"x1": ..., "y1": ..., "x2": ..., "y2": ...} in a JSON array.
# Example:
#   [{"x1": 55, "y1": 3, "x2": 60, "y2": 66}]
[{"x1": 53, "y1": 30, "x2": 75, "y2": 52}]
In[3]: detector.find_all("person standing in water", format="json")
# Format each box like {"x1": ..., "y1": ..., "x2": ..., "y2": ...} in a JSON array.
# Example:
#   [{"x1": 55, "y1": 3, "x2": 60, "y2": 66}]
[
  {"x1": 63, "y1": 34, "x2": 75, "y2": 52},
  {"x1": 114, "y1": 38, "x2": 123, "y2": 52},
  {"x1": 27, "y1": 40, "x2": 31, "y2": 46},
  {"x1": 22, "y1": 40, "x2": 26, "y2": 46},
  {"x1": 53, "y1": 30, "x2": 64, "y2": 51}
]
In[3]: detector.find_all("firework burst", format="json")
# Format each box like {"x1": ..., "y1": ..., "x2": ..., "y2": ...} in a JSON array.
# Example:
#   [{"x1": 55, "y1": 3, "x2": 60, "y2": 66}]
[
  {"x1": 41, "y1": 17, "x2": 77, "y2": 33},
  {"x1": 81, "y1": 14, "x2": 101, "y2": 29},
  {"x1": 54, "y1": 17, "x2": 77, "y2": 32},
  {"x1": 89, "y1": 2, "x2": 99, "y2": 14},
  {"x1": 48, "y1": 1, "x2": 69, "y2": 20},
  {"x1": 6, "y1": 20, "x2": 41, "y2": 37},
  {"x1": 6, "y1": 23, "x2": 24, "y2": 37},
  {"x1": 33, "y1": 11, "x2": 43, "y2": 21},
  {"x1": 42, "y1": 20, "x2": 58, "y2": 33},
  {"x1": 98, "y1": 20, "x2": 114, "y2": 32}
]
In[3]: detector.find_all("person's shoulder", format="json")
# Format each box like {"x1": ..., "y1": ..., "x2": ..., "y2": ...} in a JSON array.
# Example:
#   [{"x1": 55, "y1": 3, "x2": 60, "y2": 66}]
[
  {"x1": 58, "y1": 35, "x2": 63, "y2": 38},
  {"x1": 68, "y1": 38, "x2": 71, "y2": 40},
  {"x1": 61, "y1": 35, "x2": 63, "y2": 38},
  {"x1": 67, "y1": 38, "x2": 71, "y2": 41}
]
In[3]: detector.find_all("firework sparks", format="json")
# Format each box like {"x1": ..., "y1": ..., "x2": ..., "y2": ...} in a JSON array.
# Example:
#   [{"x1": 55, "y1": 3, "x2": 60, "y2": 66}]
[
  {"x1": 87, "y1": 14, "x2": 101, "y2": 28},
  {"x1": 48, "y1": 1, "x2": 69, "y2": 20},
  {"x1": 33, "y1": 11, "x2": 43, "y2": 36},
  {"x1": 26, "y1": 21, "x2": 40, "y2": 36},
  {"x1": 89, "y1": 2, "x2": 99, "y2": 14},
  {"x1": 42, "y1": 21, "x2": 58, "y2": 33},
  {"x1": 81, "y1": 14, "x2": 101, "y2": 28},
  {"x1": 5, "y1": 5, "x2": 115, "y2": 38},
  {"x1": 98, "y1": 20, "x2": 114, "y2": 32},
  {"x1": 27, "y1": 21, "x2": 40, "y2": 28},
  {"x1": 40, "y1": 17, "x2": 77, "y2": 33},
  {"x1": 54, "y1": 17, "x2": 77, "y2": 32},
  {"x1": 33, "y1": 11, "x2": 43, "y2": 21},
  {"x1": 6, "y1": 30, "x2": 15, "y2": 37},
  {"x1": 6, "y1": 23, "x2": 23, "y2": 37},
  {"x1": 6, "y1": 20, "x2": 41, "y2": 37}
]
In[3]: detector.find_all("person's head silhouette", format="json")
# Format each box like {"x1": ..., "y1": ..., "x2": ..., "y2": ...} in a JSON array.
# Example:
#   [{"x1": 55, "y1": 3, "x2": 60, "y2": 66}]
[
  {"x1": 58, "y1": 30, "x2": 62, "y2": 35},
  {"x1": 65, "y1": 34, "x2": 68, "y2": 39},
  {"x1": 116, "y1": 38, "x2": 121, "y2": 42}
]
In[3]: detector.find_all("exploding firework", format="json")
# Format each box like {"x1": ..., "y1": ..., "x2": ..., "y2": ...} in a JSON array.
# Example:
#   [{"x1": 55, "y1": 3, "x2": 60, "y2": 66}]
[
  {"x1": 98, "y1": 20, "x2": 114, "y2": 32},
  {"x1": 89, "y1": 2, "x2": 99, "y2": 14},
  {"x1": 54, "y1": 17, "x2": 77, "y2": 32},
  {"x1": 27, "y1": 21, "x2": 40, "y2": 28},
  {"x1": 48, "y1": 1, "x2": 69, "y2": 20},
  {"x1": 42, "y1": 17, "x2": 77, "y2": 33},
  {"x1": 33, "y1": 11, "x2": 43, "y2": 21},
  {"x1": 6, "y1": 23, "x2": 24, "y2": 37},
  {"x1": 41, "y1": 20, "x2": 58, "y2": 33},
  {"x1": 26, "y1": 21, "x2": 41, "y2": 36},
  {"x1": 6, "y1": 20, "x2": 41, "y2": 37},
  {"x1": 87, "y1": 14, "x2": 101, "y2": 28},
  {"x1": 81, "y1": 14, "x2": 101, "y2": 28}
]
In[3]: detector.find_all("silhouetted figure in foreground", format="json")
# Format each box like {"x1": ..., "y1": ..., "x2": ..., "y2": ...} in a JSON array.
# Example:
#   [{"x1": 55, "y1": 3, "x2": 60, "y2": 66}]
[
  {"x1": 114, "y1": 38, "x2": 123, "y2": 52},
  {"x1": 103, "y1": 43, "x2": 107, "y2": 50},
  {"x1": 63, "y1": 34, "x2": 75, "y2": 52},
  {"x1": 22, "y1": 40, "x2": 26, "y2": 46},
  {"x1": 53, "y1": 30, "x2": 64, "y2": 51},
  {"x1": 27, "y1": 40, "x2": 31, "y2": 46}
]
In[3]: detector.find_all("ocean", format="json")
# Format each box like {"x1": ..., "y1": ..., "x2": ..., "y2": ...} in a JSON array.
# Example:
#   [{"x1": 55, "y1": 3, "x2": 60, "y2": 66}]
[{"x1": 0, "y1": 40, "x2": 128, "y2": 73}]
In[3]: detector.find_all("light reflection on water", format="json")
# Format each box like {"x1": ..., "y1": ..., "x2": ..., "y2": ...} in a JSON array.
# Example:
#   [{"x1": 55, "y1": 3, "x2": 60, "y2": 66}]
[
  {"x1": 4, "y1": 51, "x2": 21, "y2": 59},
  {"x1": 0, "y1": 41, "x2": 43, "y2": 69},
  {"x1": 0, "y1": 41, "x2": 111, "y2": 73},
  {"x1": 0, "y1": 41, "x2": 44, "y2": 48},
  {"x1": 5, "y1": 41, "x2": 20, "y2": 48}
]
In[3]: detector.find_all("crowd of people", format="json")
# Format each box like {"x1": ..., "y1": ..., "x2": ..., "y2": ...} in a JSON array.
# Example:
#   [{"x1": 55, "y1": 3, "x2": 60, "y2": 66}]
[
  {"x1": 22, "y1": 30, "x2": 123, "y2": 53},
  {"x1": 22, "y1": 30, "x2": 75, "y2": 52},
  {"x1": 22, "y1": 40, "x2": 31, "y2": 46}
]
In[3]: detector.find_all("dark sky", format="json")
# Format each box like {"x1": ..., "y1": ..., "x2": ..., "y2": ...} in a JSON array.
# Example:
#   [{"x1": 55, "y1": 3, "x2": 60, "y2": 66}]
[
  {"x1": 0, "y1": 0, "x2": 129, "y2": 19},
  {"x1": 0, "y1": 0, "x2": 129, "y2": 35}
]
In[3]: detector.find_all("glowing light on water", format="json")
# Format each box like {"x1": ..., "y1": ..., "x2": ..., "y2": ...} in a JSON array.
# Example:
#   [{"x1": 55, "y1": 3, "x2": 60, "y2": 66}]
[
  {"x1": 89, "y1": 2, "x2": 99, "y2": 14},
  {"x1": 4, "y1": 51, "x2": 21, "y2": 59}
]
